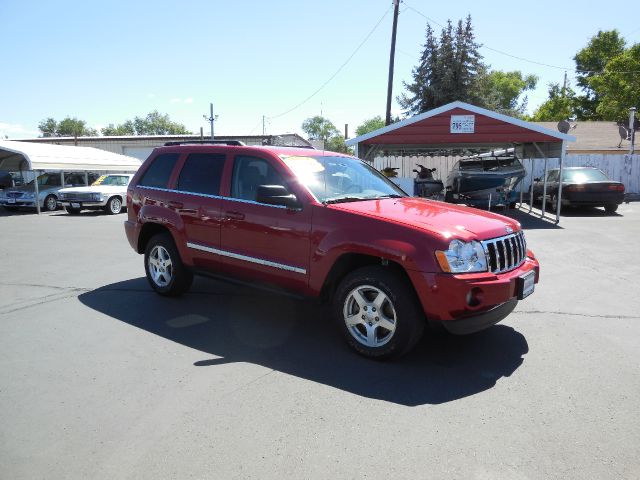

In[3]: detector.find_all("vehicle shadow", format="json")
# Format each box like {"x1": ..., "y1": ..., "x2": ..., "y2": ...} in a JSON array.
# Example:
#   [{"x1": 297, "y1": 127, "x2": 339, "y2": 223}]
[
  {"x1": 78, "y1": 277, "x2": 529, "y2": 406},
  {"x1": 491, "y1": 207, "x2": 563, "y2": 230}
]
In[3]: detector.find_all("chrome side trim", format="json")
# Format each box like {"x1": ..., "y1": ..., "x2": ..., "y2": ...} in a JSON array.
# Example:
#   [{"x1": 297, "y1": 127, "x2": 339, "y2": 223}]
[
  {"x1": 186, "y1": 242, "x2": 307, "y2": 275},
  {"x1": 137, "y1": 185, "x2": 289, "y2": 209}
]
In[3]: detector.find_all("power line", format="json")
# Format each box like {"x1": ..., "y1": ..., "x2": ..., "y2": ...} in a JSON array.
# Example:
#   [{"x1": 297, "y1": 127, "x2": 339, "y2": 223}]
[
  {"x1": 403, "y1": 2, "x2": 640, "y2": 75},
  {"x1": 267, "y1": 5, "x2": 392, "y2": 120}
]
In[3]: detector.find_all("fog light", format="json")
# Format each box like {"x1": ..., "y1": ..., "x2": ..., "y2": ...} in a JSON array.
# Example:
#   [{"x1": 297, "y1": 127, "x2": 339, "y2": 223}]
[{"x1": 466, "y1": 287, "x2": 483, "y2": 307}]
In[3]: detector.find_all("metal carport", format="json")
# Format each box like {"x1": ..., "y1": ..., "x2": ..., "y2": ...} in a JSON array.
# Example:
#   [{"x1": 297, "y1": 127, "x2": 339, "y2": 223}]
[
  {"x1": 0, "y1": 140, "x2": 141, "y2": 214},
  {"x1": 346, "y1": 101, "x2": 576, "y2": 223}
]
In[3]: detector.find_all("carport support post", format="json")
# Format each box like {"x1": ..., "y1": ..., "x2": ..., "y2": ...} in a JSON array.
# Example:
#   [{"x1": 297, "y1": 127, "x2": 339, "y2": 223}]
[
  {"x1": 528, "y1": 159, "x2": 534, "y2": 213},
  {"x1": 555, "y1": 141, "x2": 566, "y2": 224},
  {"x1": 533, "y1": 142, "x2": 548, "y2": 218},
  {"x1": 34, "y1": 170, "x2": 41, "y2": 215}
]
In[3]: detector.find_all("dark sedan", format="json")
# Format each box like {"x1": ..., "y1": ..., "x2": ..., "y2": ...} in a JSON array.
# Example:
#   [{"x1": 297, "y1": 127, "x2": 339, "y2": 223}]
[{"x1": 530, "y1": 167, "x2": 625, "y2": 214}]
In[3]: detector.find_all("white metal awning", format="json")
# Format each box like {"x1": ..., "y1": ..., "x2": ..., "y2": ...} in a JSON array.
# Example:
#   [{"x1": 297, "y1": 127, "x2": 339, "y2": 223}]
[{"x1": 0, "y1": 140, "x2": 141, "y2": 172}]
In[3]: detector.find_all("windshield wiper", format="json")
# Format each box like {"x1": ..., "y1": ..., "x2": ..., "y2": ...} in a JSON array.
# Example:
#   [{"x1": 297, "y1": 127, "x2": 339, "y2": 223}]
[
  {"x1": 323, "y1": 196, "x2": 368, "y2": 205},
  {"x1": 376, "y1": 194, "x2": 405, "y2": 199}
]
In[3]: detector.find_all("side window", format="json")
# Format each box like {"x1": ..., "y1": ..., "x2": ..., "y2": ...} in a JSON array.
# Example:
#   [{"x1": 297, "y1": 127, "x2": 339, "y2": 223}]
[
  {"x1": 138, "y1": 153, "x2": 179, "y2": 188},
  {"x1": 65, "y1": 173, "x2": 85, "y2": 186},
  {"x1": 546, "y1": 171, "x2": 558, "y2": 182},
  {"x1": 176, "y1": 153, "x2": 225, "y2": 195},
  {"x1": 231, "y1": 156, "x2": 286, "y2": 202}
]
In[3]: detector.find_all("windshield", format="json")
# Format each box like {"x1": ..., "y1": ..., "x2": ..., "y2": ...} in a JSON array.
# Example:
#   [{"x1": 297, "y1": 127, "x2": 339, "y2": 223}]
[
  {"x1": 562, "y1": 169, "x2": 609, "y2": 183},
  {"x1": 92, "y1": 175, "x2": 129, "y2": 186},
  {"x1": 281, "y1": 155, "x2": 407, "y2": 203}
]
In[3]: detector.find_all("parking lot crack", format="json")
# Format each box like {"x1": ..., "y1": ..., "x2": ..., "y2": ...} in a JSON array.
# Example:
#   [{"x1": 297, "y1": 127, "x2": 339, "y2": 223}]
[{"x1": 517, "y1": 310, "x2": 640, "y2": 320}]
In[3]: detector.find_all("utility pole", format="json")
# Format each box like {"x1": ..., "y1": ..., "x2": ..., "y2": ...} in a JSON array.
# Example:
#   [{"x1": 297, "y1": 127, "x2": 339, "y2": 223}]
[
  {"x1": 385, "y1": 0, "x2": 400, "y2": 126},
  {"x1": 203, "y1": 103, "x2": 215, "y2": 140},
  {"x1": 262, "y1": 115, "x2": 266, "y2": 136},
  {"x1": 562, "y1": 71, "x2": 568, "y2": 97},
  {"x1": 630, "y1": 107, "x2": 637, "y2": 155}
]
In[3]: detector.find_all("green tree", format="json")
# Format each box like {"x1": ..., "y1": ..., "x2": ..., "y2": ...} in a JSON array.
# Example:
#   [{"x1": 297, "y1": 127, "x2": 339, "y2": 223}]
[
  {"x1": 355, "y1": 116, "x2": 385, "y2": 136},
  {"x1": 38, "y1": 117, "x2": 97, "y2": 137},
  {"x1": 101, "y1": 120, "x2": 135, "y2": 136},
  {"x1": 529, "y1": 83, "x2": 579, "y2": 121},
  {"x1": 38, "y1": 118, "x2": 58, "y2": 137},
  {"x1": 325, "y1": 135, "x2": 353, "y2": 154},
  {"x1": 477, "y1": 70, "x2": 538, "y2": 117},
  {"x1": 301, "y1": 116, "x2": 339, "y2": 140},
  {"x1": 399, "y1": 16, "x2": 487, "y2": 114},
  {"x1": 574, "y1": 30, "x2": 626, "y2": 119},
  {"x1": 102, "y1": 111, "x2": 191, "y2": 136},
  {"x1": 590, "y1": 44, "x2": 640, "y2": 122}
]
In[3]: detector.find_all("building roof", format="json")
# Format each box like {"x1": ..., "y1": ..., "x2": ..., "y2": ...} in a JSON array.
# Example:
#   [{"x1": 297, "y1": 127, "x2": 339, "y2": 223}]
[
  {"x1": 0, "y1": 140, "x2": 141, "y2": 172},
  {"x1": 346, "y1": 101, "x2": 575, "y2": 148},
  {"x1": 531, "y1": 121, "x2": 634, "y2": 152}
]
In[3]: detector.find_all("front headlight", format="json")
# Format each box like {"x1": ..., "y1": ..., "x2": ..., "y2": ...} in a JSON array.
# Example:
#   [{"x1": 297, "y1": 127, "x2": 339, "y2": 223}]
[{"x1": 436, "y1": 239, "x2": 488, "y2": 273}]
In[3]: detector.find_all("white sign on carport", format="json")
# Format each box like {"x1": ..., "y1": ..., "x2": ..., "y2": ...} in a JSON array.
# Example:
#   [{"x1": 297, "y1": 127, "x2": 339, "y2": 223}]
[{"x1": 0, "y1": 140, "x2": 141, "y2": 214}]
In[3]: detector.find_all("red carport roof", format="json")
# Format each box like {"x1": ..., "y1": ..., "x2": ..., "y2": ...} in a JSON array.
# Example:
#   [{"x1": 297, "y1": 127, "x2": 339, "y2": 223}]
[{"x1": 346, "y1": 101, "x2": 576, "y2": 147}]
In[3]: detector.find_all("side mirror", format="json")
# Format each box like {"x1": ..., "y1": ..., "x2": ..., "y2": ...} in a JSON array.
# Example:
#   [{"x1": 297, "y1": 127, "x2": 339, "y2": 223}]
[
  {"x1": 256, "y1": 185, "x2": 300, "y2": 209},
  {"x1": 533, "y1": 177, "x2": 541, "y2": 182}
]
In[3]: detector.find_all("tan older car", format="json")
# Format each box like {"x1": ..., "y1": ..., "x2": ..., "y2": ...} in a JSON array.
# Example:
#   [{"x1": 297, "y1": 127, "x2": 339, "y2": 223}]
[{"x1": 58, "y1": 174, "x2": 134, "y2": 215}]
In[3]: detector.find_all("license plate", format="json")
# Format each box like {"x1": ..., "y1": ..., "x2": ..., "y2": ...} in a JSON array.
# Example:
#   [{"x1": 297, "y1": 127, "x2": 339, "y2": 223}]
[
  {"x1": 517, "y1": 271, "x2": 535, "y2": 300},
  {"x1": 8, "y1": 198, "x2": 15, "y2": 204},
  {"x1": 71, "y1": 202, "x2": 80, "y2": 208}
]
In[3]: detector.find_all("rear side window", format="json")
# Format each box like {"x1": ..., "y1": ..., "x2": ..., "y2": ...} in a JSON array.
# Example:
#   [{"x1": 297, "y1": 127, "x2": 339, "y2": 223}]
[
  {"x1": 138, "y1": 153, "x2": 179, "y2": 188},
  {"x1": 176, "y1": 153, "x2": 225, "y2": 195}
]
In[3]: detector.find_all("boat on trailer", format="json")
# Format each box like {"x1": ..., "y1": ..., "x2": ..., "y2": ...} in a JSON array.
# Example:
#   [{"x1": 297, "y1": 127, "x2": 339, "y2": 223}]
[{"x1": 445, "y1": 151, "x2": 526, "y2": 208}]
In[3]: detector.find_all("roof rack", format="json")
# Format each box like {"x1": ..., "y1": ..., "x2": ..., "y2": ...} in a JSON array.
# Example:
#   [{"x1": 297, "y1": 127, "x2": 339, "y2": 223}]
[{"x1": 163, "y1": 140, "x2": 245, "y2": 146}]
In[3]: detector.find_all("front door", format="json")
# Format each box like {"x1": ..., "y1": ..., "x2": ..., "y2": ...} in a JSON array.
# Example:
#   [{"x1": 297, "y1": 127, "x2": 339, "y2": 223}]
[{"x1": 219, "y1": 154, "x2": 311, "y2": 293}]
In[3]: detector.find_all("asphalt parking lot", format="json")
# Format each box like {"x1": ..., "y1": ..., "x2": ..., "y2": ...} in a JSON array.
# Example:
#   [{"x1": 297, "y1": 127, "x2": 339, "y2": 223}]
[{"x1": 1, "y1": 203, "x2": 639, "y2": 479}]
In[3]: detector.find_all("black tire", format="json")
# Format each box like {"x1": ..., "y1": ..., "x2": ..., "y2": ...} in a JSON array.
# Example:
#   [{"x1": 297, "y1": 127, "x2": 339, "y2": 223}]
[
  {"x1": 333, "y1": 266, "x2": 425, "y2": 359},
  {"x1": 105, "y1": 196, "x2": 123, "y2": 215},
  {"x1": 604, "y1": 203, "x2": 618, "y2": 214},
  {"x1": 144, "y1": 233, "x2": 193, "y2": 296},
  {"x1": 66, "y1": 206, "x2": 81, "y2": 215},
  {"x1": 43, "y1": 195, "x2": 58, "y2": 212},
  {"x1": 551, "y1": 194, "x2": 561, "y2": 213},
  {"x1": 508, "y1": 201, "x2": 517, "y2": 209}
]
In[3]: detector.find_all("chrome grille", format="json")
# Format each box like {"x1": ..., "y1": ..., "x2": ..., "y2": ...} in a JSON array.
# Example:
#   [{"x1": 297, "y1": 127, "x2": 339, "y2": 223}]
[
  {"x1": 61, "y1": 192, "x2": 94, "y2": 201},
  {"x1": 7, "y1": 191, "x2": 24, "y2": 198},
  {"x1": 482, "y1": 231, "x2": 527, "y2": 274}
]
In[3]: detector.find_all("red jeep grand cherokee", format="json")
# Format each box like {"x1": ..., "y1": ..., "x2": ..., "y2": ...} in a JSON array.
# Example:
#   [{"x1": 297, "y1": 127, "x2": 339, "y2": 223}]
[{"x1": 125, "y1": 142, "x2": 539, "y2": 359}]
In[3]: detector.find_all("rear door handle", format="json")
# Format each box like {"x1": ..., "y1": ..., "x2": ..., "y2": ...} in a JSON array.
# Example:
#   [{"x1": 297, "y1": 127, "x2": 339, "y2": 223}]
[
  {"x1": 168, "y1": 201, "x2": 183, "y2": 209},
  {"x1": 225, "y1": 210, "x2": 245, "y2": 220}
]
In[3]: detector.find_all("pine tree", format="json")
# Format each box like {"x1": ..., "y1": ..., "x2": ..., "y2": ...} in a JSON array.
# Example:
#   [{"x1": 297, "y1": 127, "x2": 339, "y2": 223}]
[{"x1": 398, "y1": 16, "x2": 487, "y2": 115}]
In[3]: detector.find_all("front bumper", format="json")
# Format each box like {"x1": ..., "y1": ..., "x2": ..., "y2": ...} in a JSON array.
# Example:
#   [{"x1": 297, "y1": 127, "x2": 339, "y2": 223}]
[
  {"x1": 562, "y1": 191, "x2": 624, "y2": 206},
  {"x1": 59, "y1": 200, "x2": 107, "y2": 208},
  {"x1": 407, "y1": 255, "x2": 539, "y2": 329},
  {"x1": 1, "y1": 199, "x2": 36, "y2": 207}
]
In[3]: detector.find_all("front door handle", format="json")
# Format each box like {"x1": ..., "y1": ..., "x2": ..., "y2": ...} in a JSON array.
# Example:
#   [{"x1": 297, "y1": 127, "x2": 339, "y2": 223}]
[{"x1": 225, "y1": 210, "x2": 245, "y2": 220}]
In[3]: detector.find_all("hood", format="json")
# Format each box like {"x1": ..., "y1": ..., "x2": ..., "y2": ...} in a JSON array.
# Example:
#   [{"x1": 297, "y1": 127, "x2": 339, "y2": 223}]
[
  {"x1": 328, "y1": 197, "x2": 520, "y2": 241},
  {"x1": 58, "y1": 185, "x2": 124, "y2": 194}
]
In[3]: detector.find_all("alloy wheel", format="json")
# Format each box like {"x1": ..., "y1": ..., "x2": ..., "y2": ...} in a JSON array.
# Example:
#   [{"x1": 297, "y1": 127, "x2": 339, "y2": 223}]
[{"x1": 343, "y1": 285, "x2": 397, "y2": 347}]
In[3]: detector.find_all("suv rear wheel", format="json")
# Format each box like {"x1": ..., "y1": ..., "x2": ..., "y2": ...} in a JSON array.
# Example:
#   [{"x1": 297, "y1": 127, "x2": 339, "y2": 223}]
[
  {"x1": 144, "y1": 233, "x2": 193, "y2": 296},
  {"x1": 333, "y1": 266, "x2": 424, "y2": 359}
]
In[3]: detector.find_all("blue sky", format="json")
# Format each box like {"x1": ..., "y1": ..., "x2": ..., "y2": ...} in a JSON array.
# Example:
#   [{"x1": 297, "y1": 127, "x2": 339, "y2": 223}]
[{"x1": 1, "y1": 0, "x2": 638, "y2": 139}]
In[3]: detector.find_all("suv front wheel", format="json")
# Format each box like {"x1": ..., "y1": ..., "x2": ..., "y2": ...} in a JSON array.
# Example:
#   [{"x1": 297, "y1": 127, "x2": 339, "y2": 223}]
[
  {"x1": 333, "y1": 266, "x2": 425, "y2": 359},
  {"x1": 144, "y1": 233, "x2": 193, "y2": 296}
]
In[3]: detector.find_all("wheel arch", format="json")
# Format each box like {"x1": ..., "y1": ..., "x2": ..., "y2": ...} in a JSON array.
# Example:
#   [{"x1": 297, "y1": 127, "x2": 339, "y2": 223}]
[
  {"x1": 137, "y1": 222, "x2": 173, "y2": 254},
  {"x1": 320, "y1": 252, "x2": 415, "y2": 302}
]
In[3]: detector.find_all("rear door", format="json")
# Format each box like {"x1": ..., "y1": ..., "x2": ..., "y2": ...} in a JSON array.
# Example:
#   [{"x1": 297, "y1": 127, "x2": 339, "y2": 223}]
[
  {"x1": 171, "y1": 152, "x2": 227, "y2": 270},
  {"x1": 219, "y1": 154, "x2": 312, "y2": 293}
]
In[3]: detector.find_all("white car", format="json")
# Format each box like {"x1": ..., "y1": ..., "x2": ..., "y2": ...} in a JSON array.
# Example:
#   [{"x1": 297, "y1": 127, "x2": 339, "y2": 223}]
[{"x1": 58, "y1": 174, "x2": 134, "y2": 215}]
